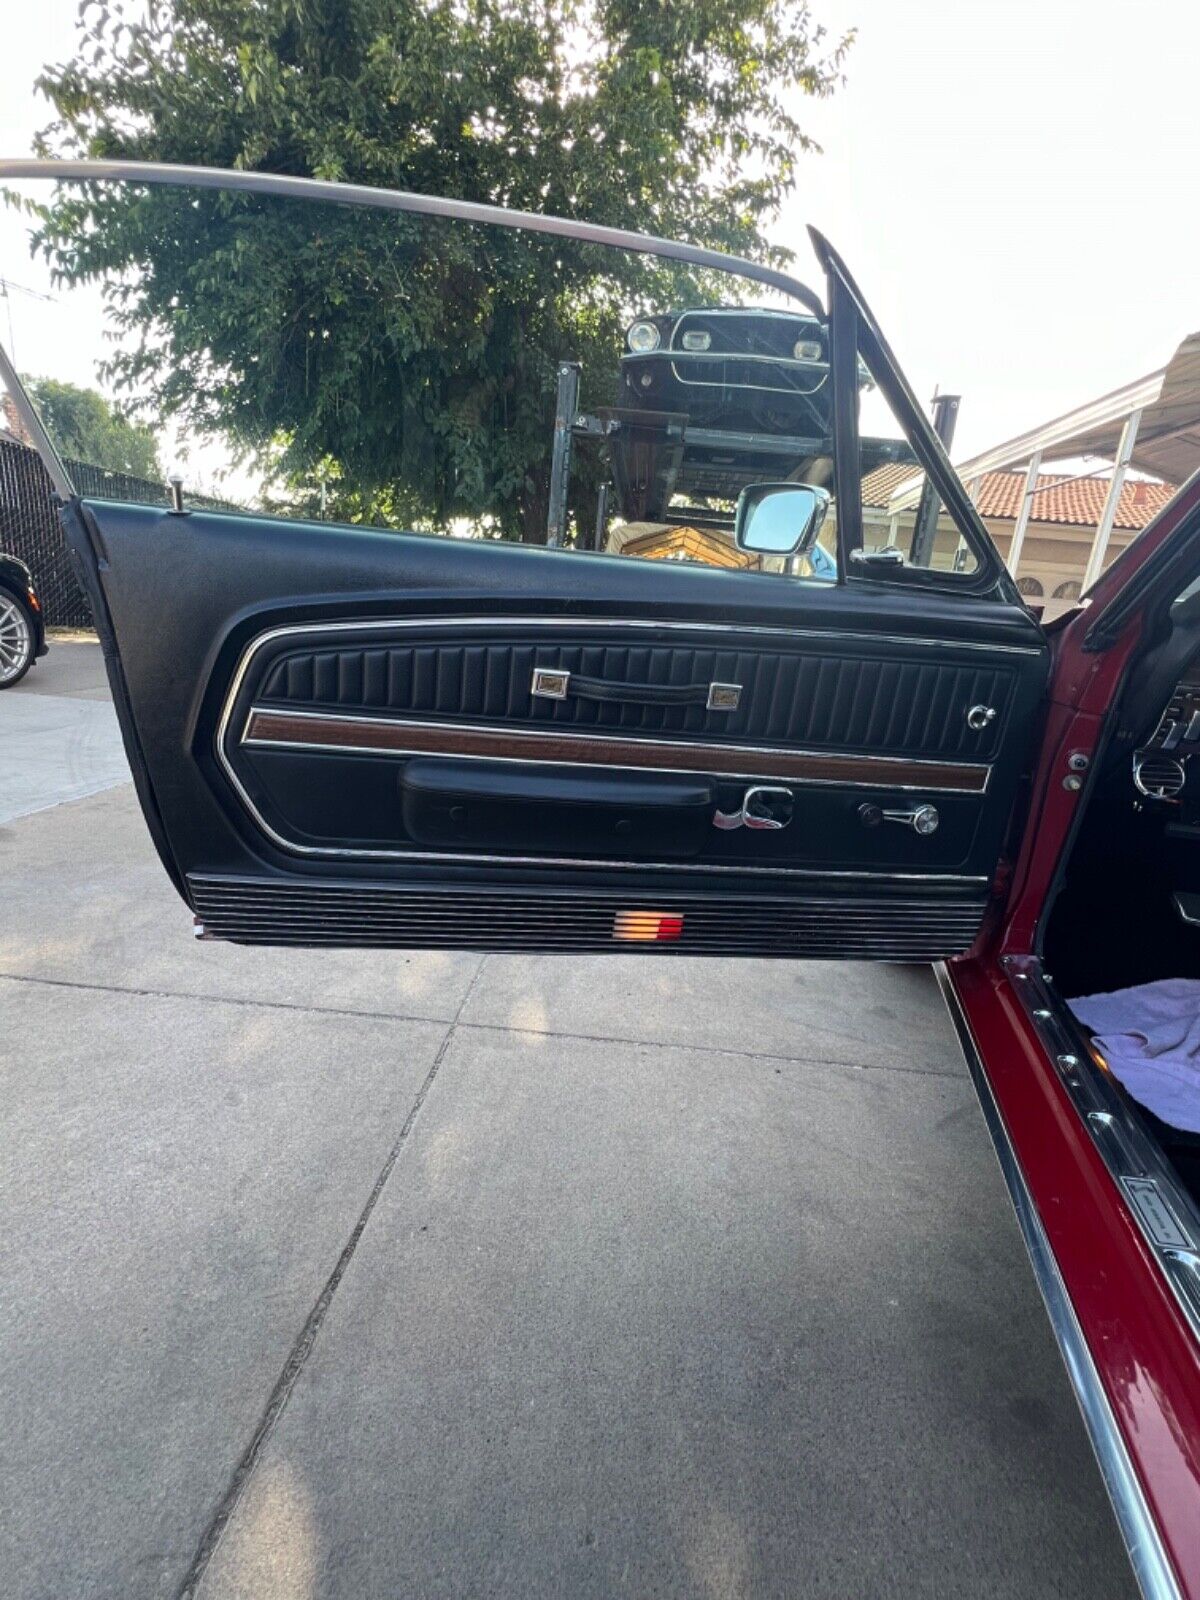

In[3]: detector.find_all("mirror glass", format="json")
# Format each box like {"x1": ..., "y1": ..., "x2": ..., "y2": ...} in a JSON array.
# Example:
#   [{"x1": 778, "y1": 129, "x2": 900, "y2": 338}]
[{"x1": 736, "y1": 483, "x2": 829, "y2": 556}]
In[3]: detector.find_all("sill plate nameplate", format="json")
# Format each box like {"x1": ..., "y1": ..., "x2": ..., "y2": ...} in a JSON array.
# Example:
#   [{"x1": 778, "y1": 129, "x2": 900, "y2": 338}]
[{"x1": 1121, "y1": 1177, "x2": 1195, "y2": 1252}]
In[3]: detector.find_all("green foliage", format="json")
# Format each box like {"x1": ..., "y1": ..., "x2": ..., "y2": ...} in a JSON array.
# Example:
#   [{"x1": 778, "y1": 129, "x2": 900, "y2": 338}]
[
  {"x1": 29, "y1": 0, "x2": 850, "y2": 538},
  {"x1": 24, "y1": 375, "x2": 161, "y2": 480}
]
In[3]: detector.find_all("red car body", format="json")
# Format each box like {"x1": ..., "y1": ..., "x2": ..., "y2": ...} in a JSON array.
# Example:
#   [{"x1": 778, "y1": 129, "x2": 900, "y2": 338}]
[{"x1": 946, "y1": 470, "x2": 1200, "y2": 1598}]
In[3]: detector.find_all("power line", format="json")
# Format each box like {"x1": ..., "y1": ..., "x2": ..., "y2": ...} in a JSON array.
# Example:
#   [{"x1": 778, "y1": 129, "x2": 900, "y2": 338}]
[{"x1": 0, "y1": 276, "x2": 57, "y2": 366}]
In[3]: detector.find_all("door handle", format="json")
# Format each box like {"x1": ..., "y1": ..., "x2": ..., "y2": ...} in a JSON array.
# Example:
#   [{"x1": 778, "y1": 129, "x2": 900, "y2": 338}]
[
  {"x1": 532, "y1": 666, "x2": 741, "y2": 711},
  {"x1": 713, "y1": 786, "x2": 794, "y2": 831}
]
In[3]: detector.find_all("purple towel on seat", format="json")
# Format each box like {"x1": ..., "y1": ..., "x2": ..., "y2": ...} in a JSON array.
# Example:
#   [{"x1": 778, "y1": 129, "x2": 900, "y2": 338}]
[{"x1": 1070, "y1": 979, "x2": 1200, "y2": 1133}]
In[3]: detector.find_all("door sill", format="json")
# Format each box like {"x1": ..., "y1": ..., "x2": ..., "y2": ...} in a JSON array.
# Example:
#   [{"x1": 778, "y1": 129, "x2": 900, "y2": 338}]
[
  {"x1": 935, "y1": 961, "x2": 1184, "y2": 1600},
  {"x1": 999, "y1": 954, "x2": 1200, "y2": 1347}
]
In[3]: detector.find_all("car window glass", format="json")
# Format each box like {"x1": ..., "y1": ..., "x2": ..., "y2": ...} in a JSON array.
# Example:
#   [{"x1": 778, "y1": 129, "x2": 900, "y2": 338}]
[
  {"x1": 2, "y1": 177, "x2": 844, "y2": 585},
  {"x1": 851, "y1": 345, "x2": 982, "y2": 578}
]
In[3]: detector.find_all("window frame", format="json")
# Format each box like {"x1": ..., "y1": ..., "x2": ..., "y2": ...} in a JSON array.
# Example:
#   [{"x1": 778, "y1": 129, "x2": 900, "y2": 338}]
[{"x1": 815, "y1": 228, "x2": 1020, "y2": 603}]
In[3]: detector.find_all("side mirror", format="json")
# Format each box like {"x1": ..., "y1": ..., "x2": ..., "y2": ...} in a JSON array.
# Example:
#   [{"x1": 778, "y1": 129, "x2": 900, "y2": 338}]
[{"x1": 734, "y1": 482, "x2": 831, "y2": 558}]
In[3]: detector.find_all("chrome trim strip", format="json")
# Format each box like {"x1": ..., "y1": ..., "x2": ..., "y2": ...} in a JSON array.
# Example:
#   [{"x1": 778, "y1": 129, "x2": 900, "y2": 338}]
[
  {"x1": 935, "y1": 963, "x2": 1184, "y2": 1600},
  {"x1": 0, "y1": 158, "x2": 825, "y2": 315},
  {"x1": 218, "y1": 612, "x2": 1046, "y2": 666},
  {"x1": 1002, "y1": 955, "x2": 1200, "y2": 1346},
  {"x1": 241, "y1": 704, "x2": 991, "y2": 795}
]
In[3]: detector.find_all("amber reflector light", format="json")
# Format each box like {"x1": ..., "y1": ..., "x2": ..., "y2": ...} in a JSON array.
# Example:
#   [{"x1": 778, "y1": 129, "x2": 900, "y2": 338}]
[{"x1": 613, "y1": 911, "x2": 684, "y2": 942}]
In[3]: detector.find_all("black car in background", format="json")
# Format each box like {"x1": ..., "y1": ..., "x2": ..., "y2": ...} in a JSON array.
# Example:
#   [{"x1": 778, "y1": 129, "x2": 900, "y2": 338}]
[
  {"x1": 0, "y1": 552, "x2": 47, "y2": 687},
  {"x1": 609, "y1": 306, "x2": 915, "y2": 523},
  {"x1": 619, "y1": 306, "x2": 832, "y2": 437}
]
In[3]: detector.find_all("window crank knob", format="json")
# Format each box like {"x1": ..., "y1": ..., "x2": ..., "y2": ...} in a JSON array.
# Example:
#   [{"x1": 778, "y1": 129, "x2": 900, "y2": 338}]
[
  {"x1": 857, "y1": 802, "x2": 883, "y2": 828},
  {"x1": 967, "y1": 704, "x2": 996, "y2": 731},
  {"x1": 911, "y1": 804, "x2": 940, "y2": 835},
  {"x1": 875, "y1": 803, "x2": 941, "y2": 834}
]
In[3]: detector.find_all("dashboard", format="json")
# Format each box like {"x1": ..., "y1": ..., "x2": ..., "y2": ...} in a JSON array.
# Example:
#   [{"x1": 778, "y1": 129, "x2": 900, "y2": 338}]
[{"x1": 1134, "y1": 667, "x2": 1200, "y2": 802}]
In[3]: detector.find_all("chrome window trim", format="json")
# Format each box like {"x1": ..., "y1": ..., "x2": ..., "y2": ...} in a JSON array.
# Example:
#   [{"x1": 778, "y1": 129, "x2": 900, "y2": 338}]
[
  {"x1": 936, "y1": 962, "x2": 1184, "y2": 1600},
  {"x1": 212, "y1": 615, "x2": 1003, "y2": 878},
  {"x1": 1001, "y1": 954, "x2": 1200, "y2": 1346},
  {"x1": 217, "y1": 612, "x2": 1045, "y2": 662},
  {"x1": 0, "y1": 156, "x2": 824, "y2": 309}
]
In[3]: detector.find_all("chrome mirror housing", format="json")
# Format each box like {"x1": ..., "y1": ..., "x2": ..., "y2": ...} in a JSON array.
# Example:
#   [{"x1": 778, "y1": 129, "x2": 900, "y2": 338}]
[{"x1": 734, "y1": 482, "x2": 830, "y2": 558}]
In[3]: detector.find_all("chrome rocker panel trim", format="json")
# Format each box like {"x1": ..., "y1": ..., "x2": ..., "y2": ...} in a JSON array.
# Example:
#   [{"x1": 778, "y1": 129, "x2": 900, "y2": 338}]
[{"x1": 936, "y1": 962, "x2": 1183, "y2": 1600}]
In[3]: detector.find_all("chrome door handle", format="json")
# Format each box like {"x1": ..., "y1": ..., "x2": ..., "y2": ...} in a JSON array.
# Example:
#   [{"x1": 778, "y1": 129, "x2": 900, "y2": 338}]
[{"x1": 713, "y1": 785, "x2": 794, "y2": 831}]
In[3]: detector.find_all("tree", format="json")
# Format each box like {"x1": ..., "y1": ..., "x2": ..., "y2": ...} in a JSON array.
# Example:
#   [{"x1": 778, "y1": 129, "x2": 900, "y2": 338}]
[
  {"x1": 28, "y1": 0, "x2": 850, "y2": 539},
  {"x1": 24, "y1": 376, "x2": 161, "y2": 480}
]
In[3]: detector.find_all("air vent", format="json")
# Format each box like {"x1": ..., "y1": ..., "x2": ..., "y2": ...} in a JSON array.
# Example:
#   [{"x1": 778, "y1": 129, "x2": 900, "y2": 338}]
[{"x1": 1134, "y1": 752, "x2": 1186, "y2": 800}]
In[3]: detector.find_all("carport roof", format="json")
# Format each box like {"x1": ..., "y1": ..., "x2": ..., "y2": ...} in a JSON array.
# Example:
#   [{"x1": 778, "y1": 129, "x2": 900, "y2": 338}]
[
  {"x1": 958, "y1": 330, "x2": 1200, "y2": 482},
  {"x1": 887, "y1": 330, "x2": 1200, "y2": 512}
]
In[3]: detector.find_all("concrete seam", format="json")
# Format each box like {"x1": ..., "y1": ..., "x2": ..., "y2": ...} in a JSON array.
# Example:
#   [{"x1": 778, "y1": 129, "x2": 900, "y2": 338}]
[
  {"x1": 0, "y1": 970, "x2": 963, "y2": 1080},
  {"x1": 173, "y1": 955, "x2": 487, "y2": 1600}
]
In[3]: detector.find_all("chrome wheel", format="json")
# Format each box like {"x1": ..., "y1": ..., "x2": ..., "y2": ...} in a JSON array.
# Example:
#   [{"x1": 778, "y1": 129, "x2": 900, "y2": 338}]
[{"x1": 0, "y1": 592, "x2": 34, "y2": 685}]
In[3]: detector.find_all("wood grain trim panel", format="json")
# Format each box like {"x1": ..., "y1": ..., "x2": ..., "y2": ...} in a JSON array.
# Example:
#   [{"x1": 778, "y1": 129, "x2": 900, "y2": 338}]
[{"x1": 242, "y1": 707, "x2": 990, "y2": 795}]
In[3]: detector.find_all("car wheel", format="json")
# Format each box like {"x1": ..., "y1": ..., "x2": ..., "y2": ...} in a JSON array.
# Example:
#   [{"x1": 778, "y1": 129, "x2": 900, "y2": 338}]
[{"x1": 0, "y1": 587, "x2": 36, "y2": 688}]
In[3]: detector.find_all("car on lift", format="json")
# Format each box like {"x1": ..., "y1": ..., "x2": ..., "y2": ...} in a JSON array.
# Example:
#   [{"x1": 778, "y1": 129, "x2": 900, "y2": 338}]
[
  {"x1": 0, "y1": 551, "x2": 46, "y2": 687},
  {"x1": 618, "y1": 306, "x2": 833, "y2": 436},
  {"x1": 608, "y1": 306, "x2": 915, "y2": 523}
]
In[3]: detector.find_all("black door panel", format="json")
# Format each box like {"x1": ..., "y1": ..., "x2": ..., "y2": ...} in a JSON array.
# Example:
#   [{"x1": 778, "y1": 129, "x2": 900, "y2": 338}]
[
  {"x1": 237, "y1": 745, "x2": 990, "y2": 870},
  {"x1": 252, "y1": 628, "x2": 1021, "y2": 758},
  {"x1": 399, "y1": 759, "x2": 716, "y2": 857},
  {"x1": 67, "y1": 499, "x2": 1048, "y2": 956}
]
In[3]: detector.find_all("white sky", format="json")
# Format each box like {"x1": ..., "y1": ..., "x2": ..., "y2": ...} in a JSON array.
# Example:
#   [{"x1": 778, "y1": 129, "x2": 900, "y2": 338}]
[{"x1": 1, "y1": 0, "x2": 1198, "y2": 467}]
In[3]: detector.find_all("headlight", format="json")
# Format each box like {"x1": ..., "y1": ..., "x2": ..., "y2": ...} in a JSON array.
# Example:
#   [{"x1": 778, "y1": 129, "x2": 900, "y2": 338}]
[
  {"x1": 794, "y1": 339, "x2": 823, "y2": 362},
  {"x1": 680, "y1": 329, "x2": 711, "y2": 352},
  {"x1": 627, "y1": 320, "x2": 661, "y2": 354}
]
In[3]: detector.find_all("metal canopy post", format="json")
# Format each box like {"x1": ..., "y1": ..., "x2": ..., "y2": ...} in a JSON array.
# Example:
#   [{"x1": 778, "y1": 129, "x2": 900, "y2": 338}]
[
  {"x1": 1006, "y1": 450, "x2": 1042, "y2": 578},
  {"x1": 908, "y1": 392, "x2": 960, "y2": 566},
  {"x1": 1082, "y1": 408, "x2": 1142, "y2": 592},
  {"x1": 546, "y1": 362, "x2": 581, "y2": 547}
]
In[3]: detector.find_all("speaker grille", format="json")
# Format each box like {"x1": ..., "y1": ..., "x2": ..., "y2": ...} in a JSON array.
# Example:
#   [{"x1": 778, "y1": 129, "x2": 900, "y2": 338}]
[{"x1": 188, "y1": 875, "x2": 985, "y2": 960}]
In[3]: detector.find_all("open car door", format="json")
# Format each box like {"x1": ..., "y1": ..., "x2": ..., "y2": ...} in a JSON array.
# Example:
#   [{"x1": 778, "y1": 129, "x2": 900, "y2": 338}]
[{"x1": 0, "y1": 161, "x2": 1048, "y2": 956}]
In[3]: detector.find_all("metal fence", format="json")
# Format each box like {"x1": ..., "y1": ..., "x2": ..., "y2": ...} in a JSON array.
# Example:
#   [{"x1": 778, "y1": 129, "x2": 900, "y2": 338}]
[
  {"x1": 0, "y1": 435, "x2": 236, "y2": 627},
  {"x1": 0, "y1": 436, "x2": 93, "y2": 625}
]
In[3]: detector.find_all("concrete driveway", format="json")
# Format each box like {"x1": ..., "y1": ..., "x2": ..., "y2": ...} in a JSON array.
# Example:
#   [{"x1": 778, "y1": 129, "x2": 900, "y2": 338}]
[{"x1": 0, "y1": 639, "x2": 1136, "y2": 1599}]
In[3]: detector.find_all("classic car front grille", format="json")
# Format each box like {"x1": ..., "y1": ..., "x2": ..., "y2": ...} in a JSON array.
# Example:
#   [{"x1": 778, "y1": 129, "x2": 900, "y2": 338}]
[{"x1": 188, "y1": 875, "x2": 986, "y2": 958}]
